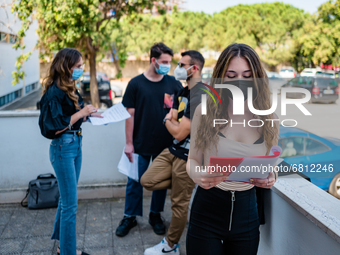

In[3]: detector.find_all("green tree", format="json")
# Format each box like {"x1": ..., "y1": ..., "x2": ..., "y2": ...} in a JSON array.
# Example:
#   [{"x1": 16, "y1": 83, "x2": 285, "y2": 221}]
[
  {"x1": 205, "y1": 3, "x2": 308, "y2": 69},
  {"x1": 112, "y1": 13, "x2": 169, "y2": 59},
  {"x1": 110, "y1": 3, "x2": 312, "y2": 71},
  {"x1": 163, "y1": 11, "x2": 209, "y2": 52},
  {"x1": 111, "y1": 9, "x2": 209, "y2": 60},
  {"x1": 298, "y1": 0, "x2": 340, "y2": 67},
  {"x1": 12, "y1": 0, "x2": 161, "y2": 107}
]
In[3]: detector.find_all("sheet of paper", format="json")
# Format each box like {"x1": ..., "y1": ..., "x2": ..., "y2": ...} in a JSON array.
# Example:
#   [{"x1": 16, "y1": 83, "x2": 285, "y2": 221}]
[
  {"x1": 89, "y1": 102, "x2": 131, "y2": 125},
  {"x1": 117, "y1": 147, "x2": 139, "y2": 182},
  {"x1": 225, "y1": 146, "x2": 282, "y2": 182}
]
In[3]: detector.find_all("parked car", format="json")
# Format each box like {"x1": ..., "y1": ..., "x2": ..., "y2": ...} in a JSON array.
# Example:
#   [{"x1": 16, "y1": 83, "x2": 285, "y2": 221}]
[
  {"x1": 282, "y1": 76, "x2": 339, "y2": 103},
  {"x1": 279, "y1": 125, "x2": 340, "y2": 198},
  {"x1": 37, "y1": 72, "x2": 122, "y2": 110},
  {"x1": 300, "y1": 68, "x2": 323, "y2": 77},
  {"x1": 201, "y1": 67, "x2": 213, "y2": 84},
  {"x1": 321, "y1": 70, "x2": 336, "y2": 78},
  {"x1": 266, "y1": 71, "x2": 286, "y2": 93},
  {"x1": 77, "y1": 72, "x2": 122, "y2": 109},
  {"x1": 279, "y1": 66, "x2": 297, "y2": 79}
]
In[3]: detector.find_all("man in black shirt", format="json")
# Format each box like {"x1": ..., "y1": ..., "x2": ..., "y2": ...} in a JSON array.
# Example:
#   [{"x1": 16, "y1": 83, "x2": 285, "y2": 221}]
[
  {"x1": 115, "y1": 43, "x2": 182, "y2": 237},
  {"x1": 141, "y1": 51, "x2": 205, "y2": 255}
]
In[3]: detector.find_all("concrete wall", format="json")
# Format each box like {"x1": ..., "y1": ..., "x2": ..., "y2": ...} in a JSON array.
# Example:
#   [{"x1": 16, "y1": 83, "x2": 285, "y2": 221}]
[
  {"x1": 0, "y1": 111, "x2": 129, "y2": 202},
  {"x1": 258, "y1": 175, "x2": 340, "y2": 254},
  {"x1": 0, "y1": 1, "x2": 39, "y2": 97},
  {"x1": 1, "y1": 114, "x2": 340, "y2": 254}
]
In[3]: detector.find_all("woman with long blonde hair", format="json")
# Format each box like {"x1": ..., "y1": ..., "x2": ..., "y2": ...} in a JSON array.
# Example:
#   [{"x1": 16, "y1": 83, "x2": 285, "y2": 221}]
[
  {"x1": 186, "y1": 43, "x2": 279, "y2": 255},
  {"x1": 39, "y1": 48, "x2": 102, "y2": 254}
]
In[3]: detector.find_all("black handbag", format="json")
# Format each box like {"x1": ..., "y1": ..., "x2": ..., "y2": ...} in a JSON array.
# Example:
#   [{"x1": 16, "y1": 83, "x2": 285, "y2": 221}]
[{"x1": 21, "y1": 173, "x2": 60, "y2": 209}]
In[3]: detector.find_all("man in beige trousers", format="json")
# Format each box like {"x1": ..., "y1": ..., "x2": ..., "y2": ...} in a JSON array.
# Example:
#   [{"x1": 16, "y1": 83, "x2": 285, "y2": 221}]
[{"x1": 141, "y1": 50, "x2": 205, "y2": 255}]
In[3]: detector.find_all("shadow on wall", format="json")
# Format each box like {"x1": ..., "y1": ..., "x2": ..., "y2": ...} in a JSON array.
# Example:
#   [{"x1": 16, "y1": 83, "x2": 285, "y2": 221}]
[{"x1": 40, "y1": 60, "x2": 178, "y2": 79}]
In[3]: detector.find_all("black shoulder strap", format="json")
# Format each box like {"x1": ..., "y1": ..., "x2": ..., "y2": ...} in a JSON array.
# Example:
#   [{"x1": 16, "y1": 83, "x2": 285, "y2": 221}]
[
  {"x1": 37, "y1": 173, "x2": 55, "y2": 179},
  {"x1": 254, "y1": 136, "x2": 264, "y2": 144},
  {"x1": 218, "y1": 132, "x2": 226, "y2": 138},
  {"x1": 21, "y1": 189, "x2": 29, "y2": 207}
]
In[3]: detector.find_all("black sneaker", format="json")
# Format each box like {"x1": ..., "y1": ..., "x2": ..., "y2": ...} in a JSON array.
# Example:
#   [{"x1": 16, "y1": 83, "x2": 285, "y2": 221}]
[
  {"x1": 115, "y1": 216, "x2": 137, "y2": 237},
  {"x1": 149, "y1": 212, "x2": 166, "y2": 235}
]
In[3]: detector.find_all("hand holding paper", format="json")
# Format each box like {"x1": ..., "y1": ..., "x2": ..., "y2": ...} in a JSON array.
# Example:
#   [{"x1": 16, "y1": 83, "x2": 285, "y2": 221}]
[
  {"x1": 208, "y1": 146, "x2": 282, "y2": 183},
  {"x1": 89, "y1": 102, "x2": 131, "y2": 125},
  {"x1": 118, "y1": 147, "x2": 139, "y2": 182}
]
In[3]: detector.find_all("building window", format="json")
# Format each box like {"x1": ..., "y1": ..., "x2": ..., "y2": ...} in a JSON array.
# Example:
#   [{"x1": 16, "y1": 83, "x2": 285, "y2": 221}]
[
  {"x1": 25, "y1": 82, "x2": 37, "y2": 93},
  {"x1": 0, "y1": 32, "x2": 7, "y2": 43},
  {"x1": 9, "y1": 34, "x2": 17, "y2": 44},
  {"x1": 0, "y1": 89, "x2": 22, "y2": 107},
  {"x1": 0, "y1": 32, "x2": 20, "y2": 44}
]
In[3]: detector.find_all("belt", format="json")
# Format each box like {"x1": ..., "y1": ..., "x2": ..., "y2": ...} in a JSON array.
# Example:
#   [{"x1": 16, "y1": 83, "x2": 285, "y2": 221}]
[{"x1": 64, "y1": 128, "x2": 82, "y2": 136}]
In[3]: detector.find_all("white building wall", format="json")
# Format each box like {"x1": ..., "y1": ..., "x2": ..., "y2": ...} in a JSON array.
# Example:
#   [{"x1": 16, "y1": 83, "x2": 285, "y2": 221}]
[{"x1": 0, "y1": 1, "x2": 39, "y2": 98}]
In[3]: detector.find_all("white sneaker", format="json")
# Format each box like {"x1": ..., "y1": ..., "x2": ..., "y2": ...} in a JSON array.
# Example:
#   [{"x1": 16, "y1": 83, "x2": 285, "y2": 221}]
[{"x1": 144, "y1": 237, "x2": 180, "y2": 255}]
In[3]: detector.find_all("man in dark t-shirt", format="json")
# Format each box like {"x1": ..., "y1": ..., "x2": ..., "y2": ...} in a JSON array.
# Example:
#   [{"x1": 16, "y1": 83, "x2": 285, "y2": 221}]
[
  {"x1": 141, "y1": 51, "x2": 205, "y2": 254},
  {"x1": 115, "y1": 43, "x2": 182, "y2": 238}
]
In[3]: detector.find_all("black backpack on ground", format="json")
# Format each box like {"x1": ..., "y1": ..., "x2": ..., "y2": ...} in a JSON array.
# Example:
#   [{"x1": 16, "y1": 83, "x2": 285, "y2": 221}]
[{"x1": 21, "y1": 173, "x2": 59, "y2": 209}]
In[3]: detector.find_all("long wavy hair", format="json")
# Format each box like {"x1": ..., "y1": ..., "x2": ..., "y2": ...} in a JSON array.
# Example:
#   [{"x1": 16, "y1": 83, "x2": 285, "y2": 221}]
[
  {"x1": 195, "y1": 43, "x2": 279, "y2": 155},
  {"x1": 42, "y1": 48, "x2": 82, "y2": 109}
]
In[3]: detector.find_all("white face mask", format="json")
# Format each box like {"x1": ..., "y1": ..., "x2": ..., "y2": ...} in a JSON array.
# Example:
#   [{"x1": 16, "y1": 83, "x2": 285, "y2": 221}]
[{"x1": 174, "y1": 65, "x2": 194, "y2": 80}]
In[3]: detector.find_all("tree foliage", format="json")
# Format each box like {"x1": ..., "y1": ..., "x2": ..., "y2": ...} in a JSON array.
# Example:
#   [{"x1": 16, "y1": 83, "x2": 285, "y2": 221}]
[
  {"x1": 12, "y1": 0, "x2": 160, "y2": 107},
  {"x1": 11, "y1": 1, "x2": 340, "y2": 91},
  {"x1": 113, "y1": 3, "x2": 309, "y2": 70},
  {"x1": 297, "y1": 0, "x2": 340, "y2": 67}
]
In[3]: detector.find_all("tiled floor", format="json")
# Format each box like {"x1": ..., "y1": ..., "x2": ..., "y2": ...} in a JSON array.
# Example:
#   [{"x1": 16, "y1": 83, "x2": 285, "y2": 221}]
[{"x1": 0, "y1": 196, "x2": 187, "y2": 255}]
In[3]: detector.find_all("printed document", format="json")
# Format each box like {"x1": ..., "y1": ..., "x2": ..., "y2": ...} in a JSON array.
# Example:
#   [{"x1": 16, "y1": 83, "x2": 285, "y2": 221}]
[{"x1": 89, "y1": 102, "x2": 131, "y2": 125}]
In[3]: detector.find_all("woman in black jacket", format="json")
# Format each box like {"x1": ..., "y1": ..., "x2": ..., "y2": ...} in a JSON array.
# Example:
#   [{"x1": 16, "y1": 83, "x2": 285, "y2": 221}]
[{"x1": 39, "y1": 48, "x2": 101, "y2": 255}]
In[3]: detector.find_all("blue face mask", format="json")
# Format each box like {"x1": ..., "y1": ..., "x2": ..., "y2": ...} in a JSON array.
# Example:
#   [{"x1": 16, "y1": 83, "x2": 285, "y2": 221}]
[
  {"x1": 72, "y1": 68, "x2": 84, "y2": 80},
  {"x1": 155, "y1": 60, "x2": 171, "y2": 75}
]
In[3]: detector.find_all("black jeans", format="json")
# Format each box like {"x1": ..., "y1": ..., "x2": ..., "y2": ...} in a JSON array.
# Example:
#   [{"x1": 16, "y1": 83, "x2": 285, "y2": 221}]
[{"x1": 186, "y1": 186, "x2": 260, "y2": 255}]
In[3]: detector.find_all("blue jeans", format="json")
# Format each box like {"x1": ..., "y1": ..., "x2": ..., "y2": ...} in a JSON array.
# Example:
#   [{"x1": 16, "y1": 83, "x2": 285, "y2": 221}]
[
  {"x1": 124, "y1": 154, "x2": 167, "y2": 217},
  {"x1": 50, "y1": 133, "x2": 82, "y2": 255}
]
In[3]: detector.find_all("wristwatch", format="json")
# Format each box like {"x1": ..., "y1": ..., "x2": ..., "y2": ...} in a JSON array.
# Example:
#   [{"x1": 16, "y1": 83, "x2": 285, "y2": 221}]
[{"x1": 163, "y1": 118, "x2": 170, "y2": 125}]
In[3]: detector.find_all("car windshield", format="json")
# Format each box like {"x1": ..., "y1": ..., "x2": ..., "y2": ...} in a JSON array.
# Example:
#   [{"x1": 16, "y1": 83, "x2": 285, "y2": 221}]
[
  {"x1": 316, "y1": 78, "x2": 338, "y2": 87},
  {"x1": 279, "y1": 137, "x2": 305, "y2": 158},
  {"x1": 289, "y1": 77, "x2": 306, "y2": 85},
  {"x1": 322, "y1": 73, "x2": 334, "y2": 77},
  {"x1": 280, "y1": 69, "x2": 293, "y2": 72}
]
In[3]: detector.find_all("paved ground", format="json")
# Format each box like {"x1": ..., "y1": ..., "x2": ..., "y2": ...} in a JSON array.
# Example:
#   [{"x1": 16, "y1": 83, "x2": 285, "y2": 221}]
[
  {"x1": 274, "y1": 98, "x2": 340, "y2": 139},
  {"x1": 0, "y1": 196, "x2": 187, "y2": 255}
]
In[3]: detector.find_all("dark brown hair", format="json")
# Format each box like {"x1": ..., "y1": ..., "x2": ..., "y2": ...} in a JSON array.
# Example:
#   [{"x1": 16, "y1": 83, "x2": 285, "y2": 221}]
[
  {"x1": 181, "y1": 50, "x2": 205, "y2": 70},
  {"x1": 42, "y1": 48, "x2": 82, "y2": 109},
  {"x1": 150, "y1": 42, "x2": 173, "y2": 62}
]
